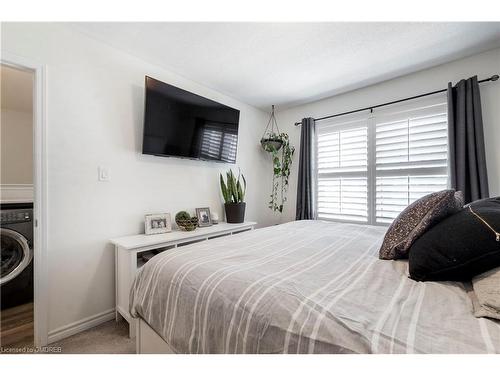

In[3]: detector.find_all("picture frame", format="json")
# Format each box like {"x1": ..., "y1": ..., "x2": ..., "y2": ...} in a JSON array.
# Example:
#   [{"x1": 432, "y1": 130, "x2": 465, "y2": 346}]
[
  {"x1": 145, "y1": 213, "x2": 172, "y2": 235},
  {"x1": 196, "y1": 207, "x2": 212, "y2": 227}
]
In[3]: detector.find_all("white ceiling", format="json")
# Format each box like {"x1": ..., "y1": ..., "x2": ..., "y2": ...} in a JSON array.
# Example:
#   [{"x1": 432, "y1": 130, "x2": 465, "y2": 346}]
[
  {"x1": 1, "y1": 64, "x2": 33, "y2": 113},
  {"x1": 70, "y1": 22, "x2": 500, "y2": 109}
]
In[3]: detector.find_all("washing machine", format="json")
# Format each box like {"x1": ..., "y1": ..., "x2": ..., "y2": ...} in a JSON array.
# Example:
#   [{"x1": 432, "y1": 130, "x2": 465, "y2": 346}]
[{"x1": 0, "y1": 203, "x2": 34, "y2": 310}]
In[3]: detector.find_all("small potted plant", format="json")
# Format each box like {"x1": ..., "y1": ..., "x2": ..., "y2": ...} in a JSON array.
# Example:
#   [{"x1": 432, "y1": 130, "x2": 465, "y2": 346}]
[
  {"x1": 175, "y1": 211, "x2": 199, "y2": 231},
  {"x1": 220, "y1": 169, "x2": 246, "y2": 223}
]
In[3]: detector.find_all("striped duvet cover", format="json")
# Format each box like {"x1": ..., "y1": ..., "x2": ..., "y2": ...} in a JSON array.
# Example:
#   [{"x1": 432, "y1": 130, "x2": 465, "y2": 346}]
[{"x1": 130, "y1": 220, "x2": 500, "y2": 353}]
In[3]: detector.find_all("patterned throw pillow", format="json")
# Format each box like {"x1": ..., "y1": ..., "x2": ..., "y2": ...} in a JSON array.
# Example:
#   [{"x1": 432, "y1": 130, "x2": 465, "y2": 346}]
[{"x1": 379, "y1": 190, "x2": 463, "y2": 260}]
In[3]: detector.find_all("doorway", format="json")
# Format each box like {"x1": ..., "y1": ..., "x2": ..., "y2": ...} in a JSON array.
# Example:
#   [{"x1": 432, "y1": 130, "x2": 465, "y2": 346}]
[
  {"x1": 0, "y1": 56, "x2": 47, "y2": 349},
  {"x1": 1, "y1": 64, "x2": 35, "y2": 350}
]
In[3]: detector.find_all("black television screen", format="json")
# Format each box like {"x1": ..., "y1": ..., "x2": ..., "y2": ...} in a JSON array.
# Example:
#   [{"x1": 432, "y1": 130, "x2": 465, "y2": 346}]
[{"x1": 142, "y1": 76, "x2": 240, "y2": 163}]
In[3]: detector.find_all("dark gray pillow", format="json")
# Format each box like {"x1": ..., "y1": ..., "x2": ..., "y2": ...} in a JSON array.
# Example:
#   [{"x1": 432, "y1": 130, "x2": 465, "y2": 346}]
[{"x1": 379, "y1": 190, "x2": 463, "y2": 260}]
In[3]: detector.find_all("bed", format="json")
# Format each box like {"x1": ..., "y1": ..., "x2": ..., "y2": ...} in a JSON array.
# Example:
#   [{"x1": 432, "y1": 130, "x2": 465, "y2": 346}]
[{"x1": 129, "y1": 220, "x2": 500, "y2": 354}]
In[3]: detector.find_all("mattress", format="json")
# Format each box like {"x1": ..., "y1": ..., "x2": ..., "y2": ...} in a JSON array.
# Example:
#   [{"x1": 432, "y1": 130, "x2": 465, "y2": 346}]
[{"x1": 130, "y1": 220, "x2": 500, "y2": 353}]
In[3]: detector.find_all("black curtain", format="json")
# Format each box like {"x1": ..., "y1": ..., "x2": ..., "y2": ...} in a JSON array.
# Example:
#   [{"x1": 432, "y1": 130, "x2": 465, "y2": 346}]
[
  {"x1": 447, "y1": 75, "x2": 489, "y2": 204},
  {"x1": 295, "y1": 117, "x2": 317, "y2": 220}
]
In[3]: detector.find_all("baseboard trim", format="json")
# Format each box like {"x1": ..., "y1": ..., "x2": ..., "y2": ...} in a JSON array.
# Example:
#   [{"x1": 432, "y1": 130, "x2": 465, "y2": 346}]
[
  {"x1": 0, "y1": 184, "x2": 34, "y2": 203},
  {"x1": 48, "y1": 308, "x2": 115, "y2": 344}
]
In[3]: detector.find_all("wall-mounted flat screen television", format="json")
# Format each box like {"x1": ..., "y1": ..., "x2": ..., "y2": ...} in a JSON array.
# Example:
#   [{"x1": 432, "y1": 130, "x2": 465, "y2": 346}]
[{"x1": 142, "y1": 76, "x2": 240, "y2": 163}]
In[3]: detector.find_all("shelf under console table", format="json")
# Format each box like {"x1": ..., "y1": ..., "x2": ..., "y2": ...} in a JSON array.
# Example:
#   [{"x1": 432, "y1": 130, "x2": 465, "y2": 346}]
[{"x1": 110, "y1": 221, "x2": 257, "y2": 338}]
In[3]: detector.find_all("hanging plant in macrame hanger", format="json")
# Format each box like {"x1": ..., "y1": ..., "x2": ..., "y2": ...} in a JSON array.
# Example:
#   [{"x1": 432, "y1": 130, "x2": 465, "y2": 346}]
[
  {"x1": 261, "y1": 105, "x2": 284, "y2": 152},
  {"x1": 260, "y1": 105, "x2": 295, "y2": 213}
]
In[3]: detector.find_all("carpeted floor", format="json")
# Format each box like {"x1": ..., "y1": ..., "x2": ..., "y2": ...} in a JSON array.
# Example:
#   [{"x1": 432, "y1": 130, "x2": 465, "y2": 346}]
[
  {"x1": 1, "y1": 319, "x2": 135, "y2": 354},
  {"x1": 51, "y1": 319, "x2": 135, "y2": 354}
]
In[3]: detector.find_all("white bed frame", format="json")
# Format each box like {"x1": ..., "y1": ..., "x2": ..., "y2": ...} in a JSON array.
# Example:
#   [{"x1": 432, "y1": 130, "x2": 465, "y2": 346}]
[{"x1": 135, "y1": 318, "x2": 175, "y2": 354}]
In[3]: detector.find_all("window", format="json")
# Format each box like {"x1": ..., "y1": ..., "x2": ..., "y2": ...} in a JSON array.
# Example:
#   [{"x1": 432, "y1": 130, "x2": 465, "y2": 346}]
[
  {"x1": 317, "y1": 118, "x2": 368, "y2": 222},
  {"x1": 316, "y1": 95, "x2": 448, "y2": 225}
]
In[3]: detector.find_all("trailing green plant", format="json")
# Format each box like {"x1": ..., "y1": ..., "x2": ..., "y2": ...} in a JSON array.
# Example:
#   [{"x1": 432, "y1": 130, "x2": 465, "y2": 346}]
[
  {"x1": 263, "y1": 132, "x2": 295, "y2": 213},
  {"x1": 220, "y1": 169, "x2": 246, "y2": 204}
]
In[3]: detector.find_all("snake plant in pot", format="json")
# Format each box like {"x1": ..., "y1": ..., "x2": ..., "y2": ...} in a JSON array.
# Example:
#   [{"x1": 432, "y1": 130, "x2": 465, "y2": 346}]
[{"x1": 220, "y1": 169, "x2": 246, "y2": 223}]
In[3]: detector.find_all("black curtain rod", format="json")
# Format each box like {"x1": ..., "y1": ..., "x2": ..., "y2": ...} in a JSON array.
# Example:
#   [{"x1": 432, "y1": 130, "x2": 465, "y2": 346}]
[{"x1": 294, "y1": 74, "x2": 499, "y2": 126}]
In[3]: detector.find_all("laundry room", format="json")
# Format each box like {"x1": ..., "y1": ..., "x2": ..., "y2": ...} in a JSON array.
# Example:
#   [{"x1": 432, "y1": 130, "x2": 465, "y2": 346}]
[{"x1": 0, "y1": 63, "x2": 35, "y2": 349}]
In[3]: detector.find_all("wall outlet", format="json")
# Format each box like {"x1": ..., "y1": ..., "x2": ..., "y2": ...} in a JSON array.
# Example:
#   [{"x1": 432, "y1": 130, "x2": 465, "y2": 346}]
[{"x1": 98, "y1": 166, "x2": 110, "y2": 182}]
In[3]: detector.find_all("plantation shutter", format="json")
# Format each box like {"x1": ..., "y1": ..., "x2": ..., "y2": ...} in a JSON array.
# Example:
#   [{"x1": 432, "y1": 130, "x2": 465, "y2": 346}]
[
  {"x1": 315, "y1": 94, "x2": 448, "y2": 225},
  {"x1": 317, "y1": 114, "x2": 369, "y2": 222},
  {"x1": 374, "y1": 96, "x2": 448, "y2": 223}
]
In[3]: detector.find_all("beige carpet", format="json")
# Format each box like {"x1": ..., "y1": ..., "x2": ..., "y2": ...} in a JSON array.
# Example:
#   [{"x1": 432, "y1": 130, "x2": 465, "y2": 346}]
[
  {"x1": 1, "y1": 319, "x2": 135, "y2": 354},
  {"x1": 52, "y1": 319, "x2": 135, "y2": 354}
]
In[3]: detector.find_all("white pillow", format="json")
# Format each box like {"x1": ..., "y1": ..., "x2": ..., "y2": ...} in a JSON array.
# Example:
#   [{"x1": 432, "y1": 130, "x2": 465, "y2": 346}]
[{"x1": 470, "y1": 267, "x2": 500, "y2": 320}]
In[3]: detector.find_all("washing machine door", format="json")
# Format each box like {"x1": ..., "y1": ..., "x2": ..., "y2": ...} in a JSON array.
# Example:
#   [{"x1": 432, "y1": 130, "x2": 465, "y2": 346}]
[{"x1": 1, "y1": 228, "x2": 32, "y2": 286}]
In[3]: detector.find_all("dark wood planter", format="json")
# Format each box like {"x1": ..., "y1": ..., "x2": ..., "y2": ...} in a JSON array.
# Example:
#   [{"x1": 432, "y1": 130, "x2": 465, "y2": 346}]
[{"x1": 224, "y1": 202, "x2": 246, "y2": 223}]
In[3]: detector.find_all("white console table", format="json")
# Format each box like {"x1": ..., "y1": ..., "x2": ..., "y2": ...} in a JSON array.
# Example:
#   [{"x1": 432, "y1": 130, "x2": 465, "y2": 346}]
[{"x1": 110, "y1": 221, "x2": 256, "y2": 338}]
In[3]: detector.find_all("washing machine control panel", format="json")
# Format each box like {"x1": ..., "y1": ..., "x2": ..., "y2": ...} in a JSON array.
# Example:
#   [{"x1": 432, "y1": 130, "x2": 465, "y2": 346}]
[{"x1": 0, "y1": 210, "x2": 32, "y2": 224}]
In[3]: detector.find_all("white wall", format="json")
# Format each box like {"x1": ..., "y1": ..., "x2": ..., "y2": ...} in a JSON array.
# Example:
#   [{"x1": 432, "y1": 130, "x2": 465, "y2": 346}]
[
  {"x1": 278, "y1": 47, "x2": 500, "y2": 223},
  {"x1": 1, "y1": 109, "x2": 33, "y2": 184},
  {"x1": 1, "y1": 23, "x2": 278, "y2": 336}
]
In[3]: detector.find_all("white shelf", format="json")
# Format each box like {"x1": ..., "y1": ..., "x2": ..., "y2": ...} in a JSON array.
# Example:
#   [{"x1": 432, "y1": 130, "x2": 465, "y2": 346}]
[
  {"x1": 111, "y1": 221, "x2": 257, "y2": 250},
  {"x1": 111, "y1": 221, "x2": 256, "y2": 338}
]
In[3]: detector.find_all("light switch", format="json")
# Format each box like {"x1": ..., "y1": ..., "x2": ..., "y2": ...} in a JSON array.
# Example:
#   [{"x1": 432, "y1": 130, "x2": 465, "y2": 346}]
[{"x1": 98, "y1": 166, "x2": 110, "y2": 182}]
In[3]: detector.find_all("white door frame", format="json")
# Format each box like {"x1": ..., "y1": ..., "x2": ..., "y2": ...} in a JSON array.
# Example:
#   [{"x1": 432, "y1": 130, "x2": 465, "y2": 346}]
[{"x1": 1, "y1": 53, "x2": 49, "y2": 347}]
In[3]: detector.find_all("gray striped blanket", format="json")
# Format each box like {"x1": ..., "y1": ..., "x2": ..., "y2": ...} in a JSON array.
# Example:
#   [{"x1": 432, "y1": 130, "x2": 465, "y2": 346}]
[{"x1": 129, "y1": 220, "x2": 500, "y2": 353}]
